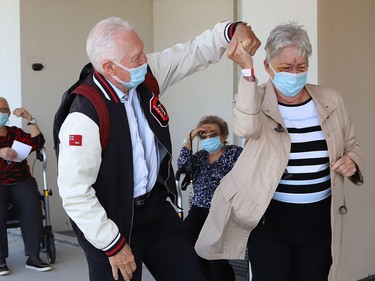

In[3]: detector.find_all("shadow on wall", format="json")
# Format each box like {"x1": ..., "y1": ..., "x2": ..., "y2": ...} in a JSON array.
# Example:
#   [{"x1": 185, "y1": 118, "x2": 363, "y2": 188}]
[{"x1": 359, "y1": 275, "x2": 375, "y2": 281}]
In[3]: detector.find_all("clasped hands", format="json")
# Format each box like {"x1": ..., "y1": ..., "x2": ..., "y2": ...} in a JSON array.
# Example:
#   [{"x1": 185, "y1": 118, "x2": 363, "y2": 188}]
[{"x1": 228, "y1": 23, "x2": 260, "y2": 69}]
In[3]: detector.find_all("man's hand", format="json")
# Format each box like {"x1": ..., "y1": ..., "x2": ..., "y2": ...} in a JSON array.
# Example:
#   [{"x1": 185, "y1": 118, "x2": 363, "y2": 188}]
[
  {"x1": 331, "y1": 155, "x2": 357, "y2": 178},
  {"x1": 108, "y1": 244, "x2": 137, "y2": 281},
  {"x1": 228, "y1": 23, "x2": 261, "y2": 57},
  {"x1": 227, "y1": 41, "x2": 253, "y2": 70}
]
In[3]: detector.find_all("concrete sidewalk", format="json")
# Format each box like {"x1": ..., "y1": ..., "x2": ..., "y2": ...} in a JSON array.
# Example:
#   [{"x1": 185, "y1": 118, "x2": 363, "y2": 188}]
[
  {"x1": 5, "y1": 230, "x2": 250, "y2": 281},
  {"x1": 4, "y1": 230, "x2": 155, "y2": 281}
]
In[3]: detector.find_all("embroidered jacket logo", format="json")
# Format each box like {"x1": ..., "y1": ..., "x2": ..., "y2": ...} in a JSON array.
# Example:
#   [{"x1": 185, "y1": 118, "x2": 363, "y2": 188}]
[
  {"x1": 69, "y1": 135, "x2": 83, "y2": 146},
  {"x1": 150, "y1": 94, "x2": 169, "y2": 127}
]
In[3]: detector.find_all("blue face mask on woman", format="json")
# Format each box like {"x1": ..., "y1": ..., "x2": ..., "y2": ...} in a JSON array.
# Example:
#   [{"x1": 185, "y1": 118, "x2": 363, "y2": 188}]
[
  {"x1": 269, "y1": 63, "x2": 307, "y2": 97},
  {"x1": 201, "y1": 136, "x2": 224, "y2": 154},
  {"x1": 113, "y1": 62, "x2": 148, "y2": 89},
  {"x1": 0, "y1": 113, "x2": 9, "y2": 128}
]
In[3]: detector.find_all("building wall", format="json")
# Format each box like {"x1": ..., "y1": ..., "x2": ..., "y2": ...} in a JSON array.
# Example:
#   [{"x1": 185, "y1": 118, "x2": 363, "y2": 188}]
[
  {"x1": 18, "y1": 0, "x2": 154, "y2": 231},
  {"x1": 0, "y1": 0, "x2": 21, "y2": 126},
  {"x1": 153, "y1": 0, "x2": 236, "y2": 159},
  {"x1": 318, "y1": 0, "x2": 375, "y2": 280},
  {"x1": 152, "y1": 0, "x2": 235, "y2": 227}
]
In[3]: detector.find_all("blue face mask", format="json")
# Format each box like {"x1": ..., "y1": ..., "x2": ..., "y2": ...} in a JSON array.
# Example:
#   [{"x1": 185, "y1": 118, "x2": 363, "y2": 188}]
[
  {"x1": 0, "y1": 113, "x2": 9, "y2": 128},
  {"x1": 113, "y1": 62, "x2": 147, "y2": 89},
  {"x1": 269, "y1": 64, "x2": 307, "y2": 97},
  {"x1": 201, "y1": 136, "x2": 224, "y2": 154}
]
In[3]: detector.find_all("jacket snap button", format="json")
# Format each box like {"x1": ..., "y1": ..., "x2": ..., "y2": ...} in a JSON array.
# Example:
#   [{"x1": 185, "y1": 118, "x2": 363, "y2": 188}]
[{"x1": 339, "y1": 206, "x2": 348, "y2": 214}]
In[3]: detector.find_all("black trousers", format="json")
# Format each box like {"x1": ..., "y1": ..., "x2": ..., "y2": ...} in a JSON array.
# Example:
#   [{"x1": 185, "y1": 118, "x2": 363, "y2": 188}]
[
  {"x1": 85, "y1": 185, "x2": 205, "y2": 281},
  {"x1": 0, "y1": 177, "x2": 43, "y2": 258},
  {"x1": 247, "y1": 223, "x2": 332, "y2": 281},
  {"x1": 184, "y1": 206, "x2": 235, "y2": 281}
]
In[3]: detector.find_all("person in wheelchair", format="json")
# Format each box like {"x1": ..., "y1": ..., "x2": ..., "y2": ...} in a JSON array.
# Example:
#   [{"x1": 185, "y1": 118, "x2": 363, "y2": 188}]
[
  {"x1": 0, "y1": 97, "x2": 52, "y2": 275},
  {"x1": 177, "y1": 115, "x2": 243, "y2": 281}
]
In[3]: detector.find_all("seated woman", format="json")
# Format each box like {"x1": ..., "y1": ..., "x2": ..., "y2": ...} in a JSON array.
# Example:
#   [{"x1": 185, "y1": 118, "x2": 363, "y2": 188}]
[
  {"x1": 177, "y1": 115, "x2": 243, "y2": 281},
  {"x1": 0, "y1": 97, "x2": 51, "y2": 276}
]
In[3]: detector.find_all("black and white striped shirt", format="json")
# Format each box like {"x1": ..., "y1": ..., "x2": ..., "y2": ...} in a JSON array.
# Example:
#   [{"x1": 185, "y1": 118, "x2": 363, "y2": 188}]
[{"x1": 274, "y1": 98, "x2": 331, "y2": 204}]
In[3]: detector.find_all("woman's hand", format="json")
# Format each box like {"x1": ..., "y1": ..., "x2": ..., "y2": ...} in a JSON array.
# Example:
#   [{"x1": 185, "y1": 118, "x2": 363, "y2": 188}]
[
  {"x1": 13, "y1": 107, "x2": 41, "y2": 137},
  {"x1": 13, "y1": 107, "x2": 33, "y2": 121},
  {"x1": 189, "y1": 127, "x2": 204, "y2": 140},
  {"x1": 331, "y1": 155, "x2": 357, "y2": 178},
  {"x1": 228, "y1": 41, "x2": 254, "y2": 70},
  {"x1": 228, "y1": 23, "x2": 261, "y2": 57},
  {"x1": 0, "y1": 147, "x2": 17, "y2": 161}
]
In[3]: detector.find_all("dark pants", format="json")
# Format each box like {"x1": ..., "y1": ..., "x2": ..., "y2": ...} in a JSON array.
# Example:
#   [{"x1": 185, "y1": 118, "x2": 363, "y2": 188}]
[
  {"x1": 184, "y1": 206, "x2": 235, "y2": 281},
  {"x1": 247, "y1": 223, "x2": 332, "y2": 281},
  {"x1": 0, "y1": 177, "x2": 43, "y2": 258},
  {"x1": 85, "y1": 185, "x2": 205, "y2": 281}
]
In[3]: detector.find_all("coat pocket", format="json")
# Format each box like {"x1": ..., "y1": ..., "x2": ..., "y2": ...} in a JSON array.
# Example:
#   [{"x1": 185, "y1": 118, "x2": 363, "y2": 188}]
[{"x1": 213, "y1": 172, "x2": 259, "y2": 228}]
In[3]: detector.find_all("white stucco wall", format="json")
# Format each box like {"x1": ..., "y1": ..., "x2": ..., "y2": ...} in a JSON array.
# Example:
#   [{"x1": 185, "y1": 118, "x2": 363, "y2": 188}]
[
  {"x1": 0, "y1": 0, "x2": 21, "y2": 127},
  {"x1": 153, "y1": 0, "x2": 236, "y2": 157},
  {"x1": 153, "y1": 0, "x2": 235, "y2": 219}
]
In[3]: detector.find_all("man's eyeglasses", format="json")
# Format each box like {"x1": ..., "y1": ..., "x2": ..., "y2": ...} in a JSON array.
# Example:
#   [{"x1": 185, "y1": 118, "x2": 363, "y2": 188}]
[
  {"x1": 199, "y1": 131, "x2": 219, "y2": 140},
  {"x1": 0, "y1": 107, "x2": 10, "y2": 114}
]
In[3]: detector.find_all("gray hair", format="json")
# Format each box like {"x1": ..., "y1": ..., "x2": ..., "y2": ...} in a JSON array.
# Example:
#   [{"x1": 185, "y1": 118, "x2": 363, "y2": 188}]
[
  {"x1": 197, "y1": 115, "x2": 229, "y2": 137},
  {"x1": 265, "y1": 23, "x2": 312, "y2": 62},
  {"x1": 86, "y1": 17, "x2": 134, "y2": 73},
  {"x1": 0, "y1": 97, "x2": 9, "y2": 107},
  {"x1": 0, "y1": 97, "x2": 10, "y2": 114}
]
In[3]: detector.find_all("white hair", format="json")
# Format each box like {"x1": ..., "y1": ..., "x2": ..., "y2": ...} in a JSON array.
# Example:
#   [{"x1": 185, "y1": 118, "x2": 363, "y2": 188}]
[{"x1": 86, "y1": 17, "x2": 134, "y2": 73}]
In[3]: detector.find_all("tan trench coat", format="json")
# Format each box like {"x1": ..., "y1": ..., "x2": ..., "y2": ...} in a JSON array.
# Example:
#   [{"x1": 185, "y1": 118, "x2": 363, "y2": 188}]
[{"x1": 195, "y1": 78, "x2": 364, "y2": 281}]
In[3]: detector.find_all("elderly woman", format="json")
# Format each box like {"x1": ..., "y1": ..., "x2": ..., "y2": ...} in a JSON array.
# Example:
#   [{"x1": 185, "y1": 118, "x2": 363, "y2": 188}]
[
  {"x1": 195, "y1": 23, "x2": 364, "y2": 281},
  {"x1": 0, "y1": 97, "x2": 51, "y2": 275},
  {"x1": 178, "y1": 115, "x2": 242, "y2": 281}
]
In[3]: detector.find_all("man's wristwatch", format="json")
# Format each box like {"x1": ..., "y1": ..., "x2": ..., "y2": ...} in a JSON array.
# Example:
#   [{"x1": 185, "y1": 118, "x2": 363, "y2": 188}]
[{"x1": 27, "y1": 118, "x2": 37, "y2": 126}]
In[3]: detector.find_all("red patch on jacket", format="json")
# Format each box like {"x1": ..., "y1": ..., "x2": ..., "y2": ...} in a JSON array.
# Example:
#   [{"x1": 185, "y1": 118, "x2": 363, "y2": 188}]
[
  {"x1": 69, "y1": 135, "x2": 83, "y2": 146},
  {"x1": 150, "y1": 95, "x2": 169, "y2": 127}
]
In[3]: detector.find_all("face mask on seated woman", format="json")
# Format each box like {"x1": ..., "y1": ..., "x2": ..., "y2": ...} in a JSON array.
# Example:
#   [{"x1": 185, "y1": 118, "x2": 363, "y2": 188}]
[
  {"x1": 0, "y1": 113, "x2": 9, "y2": 128},
  {"x1": 201, "y1": 136, "x2": 224, "y2": 154}
]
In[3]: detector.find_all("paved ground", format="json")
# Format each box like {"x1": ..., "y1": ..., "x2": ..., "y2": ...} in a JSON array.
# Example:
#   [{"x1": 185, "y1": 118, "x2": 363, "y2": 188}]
[
  {"x1": 4, "y1": 229, "x2": 155, "y2": 281},
  {"x1": 5, "y1": 229, "x2": 250, "y2": 281}
]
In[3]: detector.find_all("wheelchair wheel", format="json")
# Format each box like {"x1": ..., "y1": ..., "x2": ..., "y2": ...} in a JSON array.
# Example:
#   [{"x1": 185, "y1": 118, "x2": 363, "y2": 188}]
[
  {"x1": 41, "y1": 225, "x2": 56, "y2": 264},
  {"x1": 45, "y1": 234, "x2": 56, "y2": 264}
]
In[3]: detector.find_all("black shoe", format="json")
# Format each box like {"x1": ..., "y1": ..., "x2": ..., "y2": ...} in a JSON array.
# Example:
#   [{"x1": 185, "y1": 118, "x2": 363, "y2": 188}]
[
  {"x1": 25, "y1": 257, "x2": 52, "y2": 272},
  {"x1": 0, "y1": 263, "x2": 10, "y2": 276}
]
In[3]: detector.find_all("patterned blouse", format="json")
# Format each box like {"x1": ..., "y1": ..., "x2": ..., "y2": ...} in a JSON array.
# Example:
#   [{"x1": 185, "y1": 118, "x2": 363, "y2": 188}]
[
  {"x1": 177, "y1": 145, "x2": 242, "y2": 208},
  {"x1": 0, "y1": 126, "x2": 45, "y2": 185}
]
